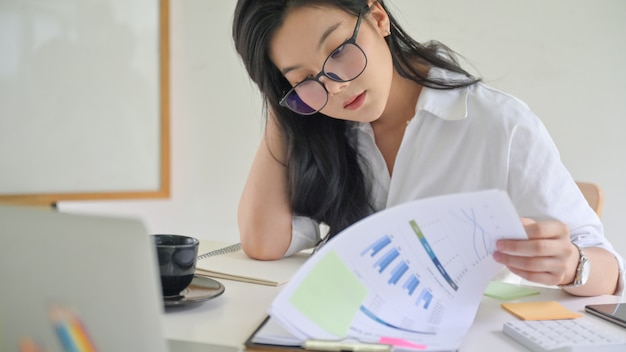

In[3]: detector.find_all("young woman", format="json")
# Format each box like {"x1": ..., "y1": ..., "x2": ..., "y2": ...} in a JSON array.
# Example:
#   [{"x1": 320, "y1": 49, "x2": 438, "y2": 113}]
[{"x1": 232, "y1": 0, "x2": 623, "y2": 296}]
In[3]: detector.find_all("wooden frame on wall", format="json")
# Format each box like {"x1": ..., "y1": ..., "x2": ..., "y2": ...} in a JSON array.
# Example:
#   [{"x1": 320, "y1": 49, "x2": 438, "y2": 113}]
[{"x1": 0, "y1": 0, "x2": 170, "y2": 206}]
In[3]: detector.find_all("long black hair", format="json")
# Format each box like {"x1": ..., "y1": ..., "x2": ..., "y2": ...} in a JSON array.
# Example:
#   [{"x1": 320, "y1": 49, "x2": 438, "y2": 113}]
[{"x1": 232, "y1": 0, "x2": 480, "y2": 238}]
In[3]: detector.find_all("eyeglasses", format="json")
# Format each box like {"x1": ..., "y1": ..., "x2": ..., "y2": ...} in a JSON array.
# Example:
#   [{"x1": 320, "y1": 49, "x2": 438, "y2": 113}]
[{"x1": 278, "y1": 10, "x2": 368, "y2": 115}]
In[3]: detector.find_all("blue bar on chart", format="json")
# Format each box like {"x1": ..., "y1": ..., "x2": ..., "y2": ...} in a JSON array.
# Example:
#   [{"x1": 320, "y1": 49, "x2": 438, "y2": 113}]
[
  {"x1": 361, "y1": 235, "x2": 392, "y2": 257},
  {"x1": 417, "y1": 289, "x2": 433, "y2": 309},
  {"x1": 403, "y1": 274, "x2": 420, "y2": 295},
  {"x1": 374, "y1": 247, "x2": 400, "y2": 273},
  {"x1": 388, "y1": 260, "x2": 409, "y2": 285}
]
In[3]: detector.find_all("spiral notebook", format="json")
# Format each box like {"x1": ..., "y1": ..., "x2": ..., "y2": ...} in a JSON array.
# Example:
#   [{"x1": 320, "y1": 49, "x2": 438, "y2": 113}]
[{"x1": 195, "y1": 241, "x2": 310, "y2": 286}]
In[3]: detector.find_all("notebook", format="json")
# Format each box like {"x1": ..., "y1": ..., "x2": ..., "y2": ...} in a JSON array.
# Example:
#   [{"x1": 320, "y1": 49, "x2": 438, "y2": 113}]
[
  {"x1": 195, "y1": 241, "x2": 310, "y2": 286},
  {"x1": 0, "y1": 204, "x2": 236, "y2": 352}
]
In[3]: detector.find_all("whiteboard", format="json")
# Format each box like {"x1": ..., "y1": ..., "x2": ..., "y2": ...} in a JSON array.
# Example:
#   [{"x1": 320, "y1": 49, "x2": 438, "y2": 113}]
[{"x1": 0, "y1": 0, "x2": 169, "y2": 204}]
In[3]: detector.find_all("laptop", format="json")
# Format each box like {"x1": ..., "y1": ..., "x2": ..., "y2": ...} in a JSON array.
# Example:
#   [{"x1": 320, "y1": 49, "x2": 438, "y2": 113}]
[{"x1": 0, "y1": 204, "x2": 237, "y2": 352}]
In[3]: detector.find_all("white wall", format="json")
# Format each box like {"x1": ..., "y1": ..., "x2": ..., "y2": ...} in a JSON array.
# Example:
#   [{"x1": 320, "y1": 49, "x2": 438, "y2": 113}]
[
  {"x1": 60, "y1": 0, "x2": 262, "y2": 243},
  {"x1": 59, "y1": 0, "x2": 626, "y2": 256}
]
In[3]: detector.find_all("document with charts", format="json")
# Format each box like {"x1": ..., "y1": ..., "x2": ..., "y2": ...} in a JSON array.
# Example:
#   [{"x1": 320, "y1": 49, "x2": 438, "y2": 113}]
[{"x1": 265, "y1": 189, "x2": 527, "y2": 351}]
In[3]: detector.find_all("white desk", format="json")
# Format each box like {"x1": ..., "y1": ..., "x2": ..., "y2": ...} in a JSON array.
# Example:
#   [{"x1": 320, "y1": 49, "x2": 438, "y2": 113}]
[
  {"x1": 163, "y1": 278, "x2": 626, "y2": 351},
  {"x1": 463, "y1": 287, "x2": 625, "y2": 350},
  {"x1": 163, "y1": 279, "x2": 276, "y2": 348}
]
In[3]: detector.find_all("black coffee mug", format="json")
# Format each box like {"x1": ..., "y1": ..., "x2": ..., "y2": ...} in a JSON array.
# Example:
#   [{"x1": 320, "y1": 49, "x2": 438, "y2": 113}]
[{"x1": 153, "y1": 234, "x2": 199, "y2": 297}]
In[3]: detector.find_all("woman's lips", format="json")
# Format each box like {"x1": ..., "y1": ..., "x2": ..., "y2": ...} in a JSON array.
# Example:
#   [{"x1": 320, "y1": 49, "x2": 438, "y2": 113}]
[{"x1": 343, "y1": 91, "x2": 366, "y2": 110}]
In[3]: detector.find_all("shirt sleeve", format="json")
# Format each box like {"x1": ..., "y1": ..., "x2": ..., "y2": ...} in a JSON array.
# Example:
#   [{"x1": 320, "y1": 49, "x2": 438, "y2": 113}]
[
  {"x1": 506, "y1": 108, "x2": 625, "y2": 295},
  {"x1": 283, "y1": 215, "x2": 321, "y2": 257}
]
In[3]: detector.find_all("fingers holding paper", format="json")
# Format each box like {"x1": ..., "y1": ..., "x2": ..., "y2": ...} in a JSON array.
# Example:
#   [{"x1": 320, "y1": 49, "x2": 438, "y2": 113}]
[{"x1": 493, "y1": 217, "x2": 579, "y2": 286}]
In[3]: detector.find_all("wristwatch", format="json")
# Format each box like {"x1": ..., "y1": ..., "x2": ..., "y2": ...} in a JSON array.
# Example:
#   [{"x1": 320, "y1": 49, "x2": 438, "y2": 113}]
[{"x1": 558, "y1": 243, "x2": 591, "y2": 288}]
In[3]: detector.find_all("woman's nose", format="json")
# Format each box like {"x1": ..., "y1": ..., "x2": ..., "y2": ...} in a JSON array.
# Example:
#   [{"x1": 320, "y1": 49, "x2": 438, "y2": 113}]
[{"x1": 320, "y1": 75, "x2": 348, "y2": 95}]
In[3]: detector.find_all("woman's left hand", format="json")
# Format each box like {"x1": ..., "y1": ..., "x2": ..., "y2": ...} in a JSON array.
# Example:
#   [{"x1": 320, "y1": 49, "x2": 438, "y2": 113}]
[{"x1": 493, "y1": 217, "x2": 578, "y2": 286}]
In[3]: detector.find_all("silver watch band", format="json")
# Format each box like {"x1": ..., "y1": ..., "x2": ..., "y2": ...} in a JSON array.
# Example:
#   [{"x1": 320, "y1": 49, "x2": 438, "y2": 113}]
[{"x1": 558, "y1": 243, "x2": 589, "y2": 288}]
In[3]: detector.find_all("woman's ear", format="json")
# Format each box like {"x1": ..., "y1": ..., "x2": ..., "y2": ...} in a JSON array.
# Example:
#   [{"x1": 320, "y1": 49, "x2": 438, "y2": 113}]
[{"x1": 368, "y1": 1, "x2": 391, "y2": 37}]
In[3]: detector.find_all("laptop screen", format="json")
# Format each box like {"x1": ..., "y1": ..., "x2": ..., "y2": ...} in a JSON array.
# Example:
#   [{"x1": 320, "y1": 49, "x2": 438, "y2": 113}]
[{"x1": 0, "y1": 204, "x2": 168, "y2": 352}]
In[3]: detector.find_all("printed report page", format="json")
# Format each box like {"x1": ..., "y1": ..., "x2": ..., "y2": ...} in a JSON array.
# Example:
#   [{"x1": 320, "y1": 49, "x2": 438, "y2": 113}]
[{"x1": 268, "y1": 190, "x2": 526, "y2": 351}]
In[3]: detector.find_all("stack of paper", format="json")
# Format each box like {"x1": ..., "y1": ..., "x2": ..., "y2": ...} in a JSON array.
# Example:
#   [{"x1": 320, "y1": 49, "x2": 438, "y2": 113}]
[{"x1": 249, "y1": 189, "x2": 527, "y2": 351}]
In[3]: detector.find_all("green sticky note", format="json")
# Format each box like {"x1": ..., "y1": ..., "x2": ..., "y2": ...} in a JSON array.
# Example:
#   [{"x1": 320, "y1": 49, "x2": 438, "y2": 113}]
[
  {"x1": 290, "y1": 251, "x2": 368, "y2": 336},
  {"x1": 484, "y1": 281, "x2": 540, "y2": 300}
]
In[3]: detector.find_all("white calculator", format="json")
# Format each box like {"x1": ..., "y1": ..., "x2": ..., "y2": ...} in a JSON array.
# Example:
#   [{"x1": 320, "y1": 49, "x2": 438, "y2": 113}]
[{"x1": 503, "y1": 319, "x2": 626, "y2": 351}]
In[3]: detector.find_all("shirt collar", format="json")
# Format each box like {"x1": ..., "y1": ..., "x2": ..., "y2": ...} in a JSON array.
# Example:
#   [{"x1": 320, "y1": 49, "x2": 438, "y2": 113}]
[
  {"x1": 415, "y1": 69, "x2": 470, "y2": 121},
  {"x1": 349, "y1": 69, "x2": 471, "y2": 134}
]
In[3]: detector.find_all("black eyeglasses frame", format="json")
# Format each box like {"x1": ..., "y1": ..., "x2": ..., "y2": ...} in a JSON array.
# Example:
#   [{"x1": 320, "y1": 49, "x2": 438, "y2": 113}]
[{"x1": 278, "y1": 9, "x2": 368, "y2": 115}]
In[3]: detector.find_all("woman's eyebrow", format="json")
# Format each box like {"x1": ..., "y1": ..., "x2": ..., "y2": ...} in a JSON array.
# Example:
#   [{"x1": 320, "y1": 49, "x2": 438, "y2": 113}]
[
  {"x1": 280, "y1": 21, "x2": 342, "y2": 76},
  {"x1": 317, "y1": 21, "x2": 342, "y2": 50}
]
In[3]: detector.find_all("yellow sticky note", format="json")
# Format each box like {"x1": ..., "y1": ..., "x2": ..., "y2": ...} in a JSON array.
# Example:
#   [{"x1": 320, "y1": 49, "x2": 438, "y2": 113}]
[{"x1": 501, "y1": 301, "x2": 582, "y2": 320}]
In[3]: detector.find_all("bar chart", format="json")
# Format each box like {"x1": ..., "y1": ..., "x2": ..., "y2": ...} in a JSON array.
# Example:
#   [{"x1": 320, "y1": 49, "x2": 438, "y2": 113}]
[
  {"x1": 361, "y1": 234, "x2": 435, "y2": 311},
  {"x1": 358, "y1": 204, "x2": 500, "y2": 313}
]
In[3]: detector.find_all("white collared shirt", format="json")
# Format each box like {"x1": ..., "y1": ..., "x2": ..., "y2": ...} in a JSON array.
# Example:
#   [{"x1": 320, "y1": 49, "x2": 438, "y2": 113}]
[{"x1": 285, "y1": 79, "x2": 624, "y2": 294}]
